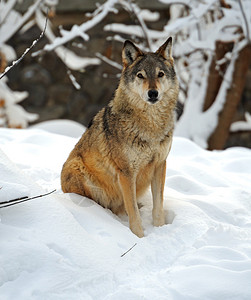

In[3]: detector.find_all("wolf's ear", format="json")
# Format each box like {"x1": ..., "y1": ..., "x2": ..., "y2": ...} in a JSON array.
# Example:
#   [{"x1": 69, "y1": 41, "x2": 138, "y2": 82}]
[
  {"x1": 122, "y1": 40, "x2": 143, "y2": 67},
  {"x1": 156, "y1": 37, "x2": 173, "y2": 59}
]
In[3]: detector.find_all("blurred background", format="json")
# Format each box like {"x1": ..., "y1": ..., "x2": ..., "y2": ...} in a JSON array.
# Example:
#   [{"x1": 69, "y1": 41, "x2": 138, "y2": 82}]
[{"x1": 0, "y1": 0, "x2": 250, "y2": 149}]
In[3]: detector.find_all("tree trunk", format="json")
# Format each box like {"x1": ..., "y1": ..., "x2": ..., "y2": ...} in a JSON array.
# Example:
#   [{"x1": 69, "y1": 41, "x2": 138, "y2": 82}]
[{"x1": 207, "y1": 43, "x2": 251, "y2": 150}]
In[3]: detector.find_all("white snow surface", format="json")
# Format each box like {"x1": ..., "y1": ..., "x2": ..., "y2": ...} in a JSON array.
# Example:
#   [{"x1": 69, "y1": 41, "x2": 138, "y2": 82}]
[{"x1": 0, "y1": 122, "x2": 251, "y2": 300}]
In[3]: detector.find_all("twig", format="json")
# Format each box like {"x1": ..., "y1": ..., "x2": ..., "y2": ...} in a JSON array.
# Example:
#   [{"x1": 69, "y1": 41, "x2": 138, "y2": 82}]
[
  {"x1": 96, "y1": 52, "x2": 122, "y2": 70},
  {"x1": 1, "y1": 195, "x2": 29, "y2": 203},
  {"x1": 126, "y1": 0, "x2": 152, "y2": 51},
  {"x1": 237, "y1": 0, "x2": 250, "y2": 44},
  {"x1": 120, "y1": 243, "x2": 137, "y2": 257},
  {"x1": 67, "y1": 69, "x2": 81, "y2": 90},
  {"x1": 0, "y1": 189, "x2": 56, "y2": 209},
  {"x1": 0, "y1": 12, "x2": 48, "y2": 80}
]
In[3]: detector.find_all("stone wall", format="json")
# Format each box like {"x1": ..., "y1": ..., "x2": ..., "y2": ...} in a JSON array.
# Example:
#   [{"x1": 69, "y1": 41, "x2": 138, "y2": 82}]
[{"x1": 7, "y1": 2, "x2": 251, "y2": 148}]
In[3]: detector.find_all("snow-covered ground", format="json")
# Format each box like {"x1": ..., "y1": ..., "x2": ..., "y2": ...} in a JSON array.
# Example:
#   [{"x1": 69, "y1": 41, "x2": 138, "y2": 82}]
[{"x1": 0, "y1": 121, "x2": 251, "y2": 300}]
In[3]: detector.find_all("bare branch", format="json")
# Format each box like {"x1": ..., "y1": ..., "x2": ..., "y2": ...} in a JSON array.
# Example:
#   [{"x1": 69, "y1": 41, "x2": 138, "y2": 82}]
[
  {"x1": 0, "y1": 189, "x2": 56, "y2": 209},
  {"x1": 0, "y1": 13, "x2": 48, "y2": 80},
  {"x1": 121, "y1": 243, "x2": 137, "y2": 257}
]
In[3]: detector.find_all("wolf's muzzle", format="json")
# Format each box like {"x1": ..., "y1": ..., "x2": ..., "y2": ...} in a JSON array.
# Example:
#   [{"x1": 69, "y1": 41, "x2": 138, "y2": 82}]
[{"x1": 148, "y1": 89, "x2": 159, "y2": 103}]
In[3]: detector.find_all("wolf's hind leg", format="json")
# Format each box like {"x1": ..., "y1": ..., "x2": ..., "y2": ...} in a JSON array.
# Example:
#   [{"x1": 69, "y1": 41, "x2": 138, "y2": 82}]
[{"x1": 61, "y1": 160, "x2": 91, "y2": 198}]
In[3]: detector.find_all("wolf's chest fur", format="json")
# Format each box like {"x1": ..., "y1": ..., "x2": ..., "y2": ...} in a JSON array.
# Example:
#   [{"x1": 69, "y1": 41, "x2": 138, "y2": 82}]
[{"x1": 90, "y1": 92, "x2": 174, "y2": 169}]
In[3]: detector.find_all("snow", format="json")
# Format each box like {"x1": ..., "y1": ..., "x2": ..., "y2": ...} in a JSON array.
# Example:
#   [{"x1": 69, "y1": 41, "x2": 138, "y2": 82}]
[
  {"x1": 0, "y1": 78, "x2": 38, "y2": 128},
  {"x1": 30, "y1": 119, "x2": 86, "y2": 138},
  {"x1": 0, "y1": 122, "x2": 251, "y2": 299},
  {"x1": 138, "y1": 9, "x2": 160, "y2": 22},
  {"x1": 231, "y1": 112, "x2": 251, "y2": 133}
]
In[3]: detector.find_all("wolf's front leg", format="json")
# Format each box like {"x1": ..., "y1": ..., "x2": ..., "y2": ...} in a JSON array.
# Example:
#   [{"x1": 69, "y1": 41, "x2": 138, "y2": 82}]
[
  {"x1": 151, "y1": 161, "x2": 166, "y2": 227},
  {"x1": 118, "y1": 173, "x2": 144, "y2": 238}
]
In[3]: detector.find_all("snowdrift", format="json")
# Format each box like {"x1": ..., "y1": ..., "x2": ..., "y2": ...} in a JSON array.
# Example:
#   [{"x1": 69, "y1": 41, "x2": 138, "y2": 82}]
[{"x1": 0, "y1": 124, "x2": 251, "y2": 299}]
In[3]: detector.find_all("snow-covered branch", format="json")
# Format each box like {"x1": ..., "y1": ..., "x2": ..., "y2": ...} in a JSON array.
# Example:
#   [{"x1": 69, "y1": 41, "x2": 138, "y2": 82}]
[
  {"x1": 0, "y1": 78, "x2": 38, "y2": 128},
  {"x1": 0, "y1": 0, "x2": 44, "y2": 45},
  {"x1": 120, "y1": 0, "x2": 155, "y2": 51},
  {"x1": 96, "y1": 52, "x2": 122, "y2": 70},
  {"x1": 237, "y1": 0, "x2": 251, "y2": 43},
  {"x1": 0, "y1": 0, "x2": 52, "y2": 128},
  {"x1": 230, "y1": 112, "x2": 251, "y2": 132},
  {"x1": 33, "y1": 0, "x2": 119, "y2": 54},
  {"x1": 0, "y1": 13, "x2": 48, "y2": 80},
  {"x1": 34, "y1": 9, "x2": 100, "y2": 71}
]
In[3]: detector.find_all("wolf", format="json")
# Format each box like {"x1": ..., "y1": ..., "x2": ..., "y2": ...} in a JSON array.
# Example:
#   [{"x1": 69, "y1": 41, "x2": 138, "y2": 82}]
[{"x1": 61, "y1": 37, "x2": 179, "y2": 237}]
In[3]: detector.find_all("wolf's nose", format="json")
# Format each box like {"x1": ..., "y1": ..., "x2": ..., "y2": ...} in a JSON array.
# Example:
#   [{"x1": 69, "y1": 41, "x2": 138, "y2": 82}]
[{"x1": 148, "y1": 89, "x2": 158, "y2": 102}]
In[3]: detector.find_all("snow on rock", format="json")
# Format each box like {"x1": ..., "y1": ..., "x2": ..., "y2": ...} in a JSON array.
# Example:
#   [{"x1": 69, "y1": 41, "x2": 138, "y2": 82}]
[{"x1": 0, "y1": 125, "x2": 251, "y2": 299}]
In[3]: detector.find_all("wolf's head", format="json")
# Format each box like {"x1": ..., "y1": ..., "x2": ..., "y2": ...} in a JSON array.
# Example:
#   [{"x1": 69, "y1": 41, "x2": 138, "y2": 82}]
[{"x1": 120, "y1": 37, "x2": 178, "y2": 106}]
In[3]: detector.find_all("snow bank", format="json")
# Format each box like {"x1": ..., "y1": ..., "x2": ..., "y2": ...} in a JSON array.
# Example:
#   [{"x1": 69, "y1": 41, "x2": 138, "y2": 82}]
[
  {"x1": 30, "y1": 119, "x2": 86, "y2": 138},
  {"x1": 0, "y1": 125, "x2": 251, "y2": 299}
]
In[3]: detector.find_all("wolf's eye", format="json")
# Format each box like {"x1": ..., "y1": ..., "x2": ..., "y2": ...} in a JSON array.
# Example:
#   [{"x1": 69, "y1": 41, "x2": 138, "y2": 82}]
[
  {"x1": 137, "y1": 73, "x2": 144, "y2": 79},
  {"x1": 158, "y1": 71, "x2": 165, "y2": 78}
]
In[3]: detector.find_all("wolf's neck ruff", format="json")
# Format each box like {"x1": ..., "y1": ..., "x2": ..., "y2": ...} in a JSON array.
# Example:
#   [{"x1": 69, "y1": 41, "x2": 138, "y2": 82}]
[{"x1": 112, "y1": 86, "x2": 175, "y2": 143}]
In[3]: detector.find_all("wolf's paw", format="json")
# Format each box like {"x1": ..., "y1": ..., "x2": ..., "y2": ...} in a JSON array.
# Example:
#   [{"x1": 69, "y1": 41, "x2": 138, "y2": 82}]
[{"x1": 130, "y1": 223, "x2": 144, "y2": 238}]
